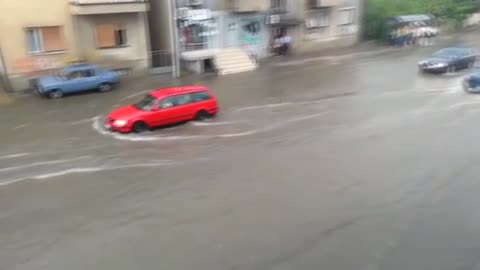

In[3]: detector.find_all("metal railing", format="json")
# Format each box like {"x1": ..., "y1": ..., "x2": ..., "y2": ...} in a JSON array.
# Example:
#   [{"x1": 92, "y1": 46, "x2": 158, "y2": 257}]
[
  {"x1": 150, "y1": 50, "x2": 172, "y2": 68},
  {"x1": 181, "y1": 42, "x2": 209, "y2": 52}
]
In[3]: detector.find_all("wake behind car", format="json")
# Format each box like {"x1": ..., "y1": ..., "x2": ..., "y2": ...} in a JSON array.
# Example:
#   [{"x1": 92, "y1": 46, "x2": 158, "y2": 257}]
[
  {"x1": 418, "y1": 47, "x2": 477, "y2": 74},
  {"x1": 36, "y1": 64, "x2": 120, "y2": 98},
  {"x1": 105, "y1": 86, "x2": 218, "y2": 133}
]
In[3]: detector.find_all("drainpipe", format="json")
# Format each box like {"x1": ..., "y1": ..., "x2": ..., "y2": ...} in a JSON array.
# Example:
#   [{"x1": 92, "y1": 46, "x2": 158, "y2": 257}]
[
  {"x1": 358, "y1": 0, "x2": 365, "y2": 42},
  {"x1": 169, "y1": 0, "x2": 181, "y2": 78},
  {"x1": 0, "y1": 46, "x2": 13, "y2": 93}
]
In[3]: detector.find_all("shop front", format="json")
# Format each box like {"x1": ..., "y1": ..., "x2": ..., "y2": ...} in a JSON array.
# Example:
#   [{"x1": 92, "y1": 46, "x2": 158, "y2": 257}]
[
  {"x1": 219, "y1": 13, "x2": 269, "y2": 59},
  {"x1": 266, "y1": 13, "x2": 301, "y2": 53},
  {"x1": 178, "y1": 9, "x2": 220, "y2": 73}
]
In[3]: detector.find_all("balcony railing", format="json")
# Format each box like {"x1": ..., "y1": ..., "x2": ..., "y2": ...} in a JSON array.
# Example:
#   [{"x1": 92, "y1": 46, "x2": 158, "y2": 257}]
[
  {"x1": 307, "y1": 0, "x2": 339, "y2": 9},
  {"x1": 228, "y1": 0, "x2": 270, "y2": 13},
  {"x1": 69, "y1": 0, "x2": 149, "y2": 15},
  {"x1": 70, "y1": 0, "x2": 147, "y2": 4}
]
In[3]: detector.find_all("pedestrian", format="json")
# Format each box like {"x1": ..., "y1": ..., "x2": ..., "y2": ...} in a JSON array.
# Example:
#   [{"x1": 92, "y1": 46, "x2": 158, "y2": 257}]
[
  {"x1": 417, "y1": 25, "x2": 426, "y2": 47},
  {"x1": 280, "y1": 34, "x2": 292, "y2": 56},
  {"x1": 390, "y1": 28, "x2": 397, "y2": 46},
  {"x1": 399, "y1": 26, "x2": 407, "y2": 47},
  {"x1": 406, "y1": 25, "x2": 414, "y2": 47},
  {"x1": 411, "y1": 26, "x2": 417, "y2": 46},
  {"x1": 430, "y1": 26, "x2": 439, "y2": 46},
  {"x1": 273, "y1": 34, "x2": 282, "y2": 55},
  {"x1": 395, "y1": 27, "x2": 402, "y2": 47},
  {"x1": 426, "y1": 27, "x2": 433, "y2": 46}
]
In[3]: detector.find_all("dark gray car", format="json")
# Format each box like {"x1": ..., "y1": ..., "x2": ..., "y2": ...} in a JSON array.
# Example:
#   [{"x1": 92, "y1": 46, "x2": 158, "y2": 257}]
[{"x1": 418, "y1": 47, "x2": 477, "y2": 74}]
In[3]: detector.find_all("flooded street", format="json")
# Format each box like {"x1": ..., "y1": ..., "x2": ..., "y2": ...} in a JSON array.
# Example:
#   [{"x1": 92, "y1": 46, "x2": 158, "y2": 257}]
[{"x1": 4, "y1": 33, "x2": 480, "y2": 270}]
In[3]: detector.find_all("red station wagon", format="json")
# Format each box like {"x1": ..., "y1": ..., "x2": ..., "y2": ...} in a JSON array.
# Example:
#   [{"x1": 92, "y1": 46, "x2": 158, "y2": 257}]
[{"x1": 105, "y1": 86, "x2": 218, "y2": 133}]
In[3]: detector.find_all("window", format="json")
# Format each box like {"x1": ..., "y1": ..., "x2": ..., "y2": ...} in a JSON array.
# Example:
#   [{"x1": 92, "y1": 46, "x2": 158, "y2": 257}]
[
  {"x1": 306, "y1": 0, "x2": 318, "y2": 9},
  {"x1": 67, "y1": 69, "x2": 95, "y2": 80},
  {"x1": 158, "y1": 94, "x2": 193, "y2": 109},
  {"x1": 157, "y1": 96, "x2": 178, "y2": 109},
  {"x1": 66, "y1": 71, "x2": 84, "y2": 80},
  {"x1": 338, "y1": 8, "x2": 355, "y2": 25},
  {"x1": 133, "y1": 95, "x2": 157, "y2": 111},
  {"x1": 271, "y1": 0, "x2": 286, "y2": 12},
  {"x1": 305, "y1": 9, "x2": 330, "y2": 29},
  {"x1": 83, "y1": 69, "x2": 95, "y2": 77},
  {"x1": 115, "y1": 28, "x2": 127, "y2": 47},
  {"x1": 25, "y1": 26, "x2": 66, "y2": 53},
  {"x1": 192, "y1": 92, "x2": 211, "y2": 102},
  {"x1": 96, "y1": 24, "x2": 127, "y2": 48}
]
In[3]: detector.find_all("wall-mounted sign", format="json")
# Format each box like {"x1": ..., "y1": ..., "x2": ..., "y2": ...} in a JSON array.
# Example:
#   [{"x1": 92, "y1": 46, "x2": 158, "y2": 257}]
[
  {"x1": 185, "y1": 9, "x2": 212, "y2": 21},
  {"x1": 266, "y1": 14, "x2": 281, "y2": 25}
]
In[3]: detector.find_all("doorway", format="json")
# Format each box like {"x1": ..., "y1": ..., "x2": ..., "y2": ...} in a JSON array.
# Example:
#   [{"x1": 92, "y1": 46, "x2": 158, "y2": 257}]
[{"x1": 203, "y1": 58, "x2": 215, "y2": 73}]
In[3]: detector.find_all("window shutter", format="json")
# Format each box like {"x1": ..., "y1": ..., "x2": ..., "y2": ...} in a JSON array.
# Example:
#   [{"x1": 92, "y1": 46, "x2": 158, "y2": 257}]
[
  {"x1": 96, "y1": 24, "x2": 115, "y2": 48},
  {"x1": 42, "y1": 26, "x2": 66, "y2": 52}
]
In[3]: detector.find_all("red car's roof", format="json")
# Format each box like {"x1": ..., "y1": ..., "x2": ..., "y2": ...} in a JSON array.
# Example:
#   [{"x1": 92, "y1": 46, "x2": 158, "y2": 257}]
[{"x1": 149, "y1": 85, "x2": 209, "y2": 99}]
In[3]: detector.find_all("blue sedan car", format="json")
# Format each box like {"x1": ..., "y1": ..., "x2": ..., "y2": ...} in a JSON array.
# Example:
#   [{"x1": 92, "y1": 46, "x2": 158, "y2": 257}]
[
  {"x1": 36, "y1": 64, "x2": 120, "y2": 98},
  {"x1": 418, "y1": 47, "x2": 477, "y2": 74}
]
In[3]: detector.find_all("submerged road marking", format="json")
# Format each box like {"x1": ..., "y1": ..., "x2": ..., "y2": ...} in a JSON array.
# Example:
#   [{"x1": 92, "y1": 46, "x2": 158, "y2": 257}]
[
  {"x1": 0, "y1": 156, "x2": 91, "y2": 172},
  {"x1": 0, "y1": 153, "x2": 32, "y2": 160},
  {"x1": 0, "y1": 161, "x2": 178, "y2": 187}
]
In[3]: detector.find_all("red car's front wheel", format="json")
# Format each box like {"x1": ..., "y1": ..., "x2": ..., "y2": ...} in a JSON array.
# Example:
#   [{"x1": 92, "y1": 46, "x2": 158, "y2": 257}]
[{"x1": 131, "y1": 121, "x2": 149, "y2": 133}]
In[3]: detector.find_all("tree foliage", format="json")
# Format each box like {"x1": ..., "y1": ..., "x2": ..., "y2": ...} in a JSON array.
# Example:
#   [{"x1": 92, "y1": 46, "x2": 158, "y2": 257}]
[{"x1": 363, "y1": 0, "x2": 480, "y2": 39}]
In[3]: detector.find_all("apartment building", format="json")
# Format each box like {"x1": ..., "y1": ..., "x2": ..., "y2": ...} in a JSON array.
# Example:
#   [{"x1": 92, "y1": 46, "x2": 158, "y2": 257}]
[
  {"x1": 148, "y1": 0, "x2": 362, "y2": 75},
  {"x1": 267, "y1": 0, "x2": 362, "y2": 53},
  {"x1": 159, "y1": 0, "x2": 270, "y2": 74},
  {"x1": 71, "y1": 0, "x2": 151, "y2": 69},
  {"x1": 0, "y1": 0, "x2": 150, "y2": 91},
  {"x1": 0, "y1": 0, "x2": 75, "y2": 89}
]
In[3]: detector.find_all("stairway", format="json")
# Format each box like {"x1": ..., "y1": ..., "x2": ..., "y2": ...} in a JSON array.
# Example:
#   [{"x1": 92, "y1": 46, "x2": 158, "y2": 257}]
[{"x1": 214, "y1": 47, "x2": 258, "y2": 75}]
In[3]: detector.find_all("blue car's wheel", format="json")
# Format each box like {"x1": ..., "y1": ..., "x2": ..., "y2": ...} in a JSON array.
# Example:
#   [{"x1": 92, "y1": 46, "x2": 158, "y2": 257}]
[
  {"x1": 447, "y1": 65, "x2": 456, "y2": 73},
  {"x1": 48, "y1": 90, "x2": 63, "y2": 99},
  {"x1": 99, "y1": 83, "x2": 113, "y2": 92},
  {"x1": 469, "y1": 60, "x2": 475, "y2": 69}
]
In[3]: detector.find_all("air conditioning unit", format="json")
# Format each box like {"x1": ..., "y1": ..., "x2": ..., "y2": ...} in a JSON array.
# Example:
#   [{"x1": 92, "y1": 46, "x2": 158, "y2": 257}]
[{"x1": 187, "y1": 0, "x2": 203, "y2": 6}]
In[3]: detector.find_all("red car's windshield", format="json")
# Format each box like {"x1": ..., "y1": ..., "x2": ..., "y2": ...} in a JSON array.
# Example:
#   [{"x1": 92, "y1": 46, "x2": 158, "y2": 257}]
[{"x1": 133, "y1": 95, "x2": 156, "y2": 111}]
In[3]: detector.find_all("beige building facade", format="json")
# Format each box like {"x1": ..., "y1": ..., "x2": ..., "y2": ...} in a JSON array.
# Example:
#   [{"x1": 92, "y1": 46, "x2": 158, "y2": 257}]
[
  {"x1": 269, "y1": 0, "x2": 363, "y2": 53},
  {"x1": 0, "y1": 0, "x2": 150, "y2": 91}
]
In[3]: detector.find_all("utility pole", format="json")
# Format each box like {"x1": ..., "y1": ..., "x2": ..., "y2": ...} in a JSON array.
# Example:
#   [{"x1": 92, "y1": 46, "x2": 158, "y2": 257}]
[{"x1": 169, "y1": 0, "x2": 181, "y2": 78}]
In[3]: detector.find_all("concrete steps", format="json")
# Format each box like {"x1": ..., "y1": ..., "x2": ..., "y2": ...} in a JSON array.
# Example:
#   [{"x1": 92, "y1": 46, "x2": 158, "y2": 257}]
[{"x1": 214, "y1": 47, "x2": 258, "y2": 75}]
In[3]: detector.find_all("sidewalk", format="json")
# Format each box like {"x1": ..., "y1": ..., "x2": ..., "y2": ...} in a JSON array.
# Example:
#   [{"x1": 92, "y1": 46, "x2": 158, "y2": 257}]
[
  {"x1": 265, "y1": 28, "x2": 475, "y2": 67},
  {"x1": 265, "y1": 40, "x2": 395, "y2": 67}
]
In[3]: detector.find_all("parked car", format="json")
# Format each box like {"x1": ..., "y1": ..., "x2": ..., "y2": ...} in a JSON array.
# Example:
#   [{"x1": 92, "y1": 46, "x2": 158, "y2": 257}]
[
  {"x1": 463, "y1": 72, "x2": 480, "y2": 93},
  {"x1": 36, "y1": 64, "x2": 120, "y2": 98},
  {"x1": 418, "y1": 47, "x2": 477, "y2": 74},
  {"x1": 105, "y1": 86, "x2": 218, "y2": 133}
]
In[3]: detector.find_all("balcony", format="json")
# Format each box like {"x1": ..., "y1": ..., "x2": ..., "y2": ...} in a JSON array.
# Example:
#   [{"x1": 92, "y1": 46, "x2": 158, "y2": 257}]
[
  {"x1": 228, "y1": 0, "x2": 270, "y2": 13},
  {"x1": 69, "y1": 0, "x2": 149, "y2": 15},
  {"x1": 307, "y1": 0, "x2": 339, "y2": 9}
]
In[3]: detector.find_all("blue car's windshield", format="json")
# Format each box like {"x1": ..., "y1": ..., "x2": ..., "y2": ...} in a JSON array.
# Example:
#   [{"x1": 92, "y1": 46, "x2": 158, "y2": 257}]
[
  {"x1": 133, "y1": 95, "x2": 156, "y2": 111},
  {"x1": 433, "y1": 49, "x2": 463, "y2": 59}
]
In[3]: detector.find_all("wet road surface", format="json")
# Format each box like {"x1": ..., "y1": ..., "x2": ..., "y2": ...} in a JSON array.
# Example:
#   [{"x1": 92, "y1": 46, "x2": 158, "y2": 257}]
[{"x1": 3, "y1": 32, "x2": 480, "y2": 270}]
